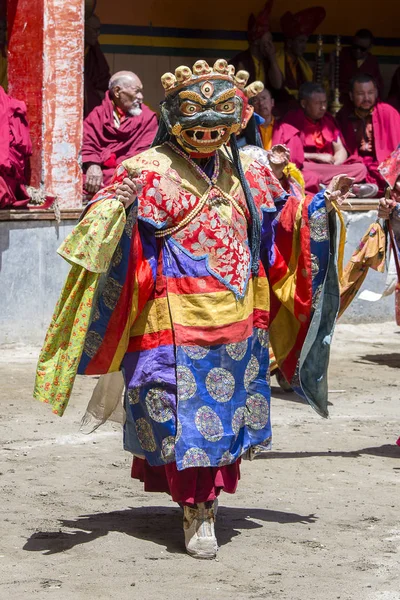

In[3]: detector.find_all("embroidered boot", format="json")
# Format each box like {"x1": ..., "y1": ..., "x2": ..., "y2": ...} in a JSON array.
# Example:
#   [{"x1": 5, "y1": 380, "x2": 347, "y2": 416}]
[{"x1": 183, "y1": 502, "x2": 217, "y2": 559}]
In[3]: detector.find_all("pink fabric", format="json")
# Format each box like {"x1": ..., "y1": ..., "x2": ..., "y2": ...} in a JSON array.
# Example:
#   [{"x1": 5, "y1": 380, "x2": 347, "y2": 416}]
[
  {"x1": 283, "y1": 108, "x2": 343, "y2": 155},
  {"x1": 303, "y1": 160, "x2": 367, "y2": 194},
  {"x1": 272, "y1": 120, "x2": 304, "y2": 168},
  {"x1": 82, "y1": 91, "x2": 158, "y2": 187},
  {"x1": 0, "y1": 86, "x2": 32, "y2": 209},
  {"x1": 283, "y1": 108, "x2": 367, "y2": 194},
  {"x1": 131, "y1": 457, "x2": 241, "y2": 505},
  {"x1": 337, "y1": 102, "x2": 400, "y2": 194},
  {"x1": 337, "y1": 102, "x2": 400, "y2": 165}
]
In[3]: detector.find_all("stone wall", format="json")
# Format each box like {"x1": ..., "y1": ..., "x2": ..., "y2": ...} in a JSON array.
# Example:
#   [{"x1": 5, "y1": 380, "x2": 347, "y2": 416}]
[{"x1": 0, "y1": 210, "x2": 394, "y2": 345}]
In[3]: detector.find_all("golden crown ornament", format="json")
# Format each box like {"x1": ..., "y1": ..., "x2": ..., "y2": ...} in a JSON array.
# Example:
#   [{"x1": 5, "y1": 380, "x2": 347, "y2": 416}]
[{"x1": 161, "y1": 59, "x2": 264, "y2": 99}]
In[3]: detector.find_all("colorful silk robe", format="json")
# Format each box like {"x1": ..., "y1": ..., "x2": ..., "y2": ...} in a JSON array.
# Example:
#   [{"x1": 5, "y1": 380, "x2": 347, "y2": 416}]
[{"x1": 34, "y1": 143, "x2": 339, "y2": 470}]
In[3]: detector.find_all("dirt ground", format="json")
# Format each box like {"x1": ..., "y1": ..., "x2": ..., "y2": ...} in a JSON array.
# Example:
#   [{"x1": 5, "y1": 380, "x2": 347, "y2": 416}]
[{"x1": 0, "y1": 322, "x2": 399, "y2": 600}]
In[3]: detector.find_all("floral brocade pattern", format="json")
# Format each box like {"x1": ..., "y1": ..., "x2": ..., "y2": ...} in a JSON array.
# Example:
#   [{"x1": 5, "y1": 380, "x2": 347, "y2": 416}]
[
  {"x1": 34, "y1": 197, "x2": 129, "y2": 417},
  {"x1": 173, "y1": 199, "x2": 251, "y2": 297},
  {"x1": 129, "y1": 148, "x2": 280, "y2": 299},
  {"x1": 226, "y1": 341, "x2": 248, "y2": 361},
  {"x1": 194, "y1": 406, "x2": 224, "y2": 442},
  {"x1": 58, "y1": 199, "x2": 126, "y2": 273},
  {"x1": 205, "y1": 368, "x2": 235, "y2": 402},
  {"x1": 182, "y1": 447, "x2": 211, "y2": 468},
  {"x1": 182, "y1": 345, "x2": 210, "y2": 360},
  {"x1": 135, "y1": 418, "x2": 157, "y2": 452},
  {"x1": 177, "y1": 366, "x2": 197, "y2": 401},
  {"x1": 245, "y1": 394, "x2": 270, "y2": 430},
  {"x1": 309, "y1": 207, "x2": 329, "y2": 242},
  {"x1": 33, "y1": 266, "x2": 100, "y2": 416},
  {"x1": 145, "y1": 388, "x2": 174, "y2": 423}
]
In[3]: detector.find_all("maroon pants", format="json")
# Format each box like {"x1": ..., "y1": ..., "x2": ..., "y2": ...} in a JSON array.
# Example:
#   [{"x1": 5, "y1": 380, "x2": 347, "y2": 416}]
[
  {"x1": 131, "y1": 457, "x2": 241, "y2": 506},
  {"x1": 362, "y1": 156, "x2": 387, "y2": 195},
  {"x1": 0, "y1": 174, "x2": 30, "y2": 209},
  {"x1": 303, "y1": 160, "x2": 367, "y2": 195}
]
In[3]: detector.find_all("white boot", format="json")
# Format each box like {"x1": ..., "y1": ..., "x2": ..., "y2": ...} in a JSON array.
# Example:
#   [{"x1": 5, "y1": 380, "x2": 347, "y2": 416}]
[{"x1": 183, "y1": 503, "x2": 218, "y2": 559}]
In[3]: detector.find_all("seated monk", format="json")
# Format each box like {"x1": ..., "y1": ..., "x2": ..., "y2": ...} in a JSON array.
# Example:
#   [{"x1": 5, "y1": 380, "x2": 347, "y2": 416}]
[
  {"x1": 252, "y1": 88, "x2": 304, "y2": 168},
  {"x1": 283, "y1": 82, "x2": 368, "y2": 195},
  {"x1": 82, "y1": 71, "x2": 158, "y2": 197},
  {"x1": 274, "y1": 7, "x2": 326, "y2": 114},
  {"x1": 84, "y1": 13, "x2": 111, "y2": 116},
  {"x1": 230, "y1": 1, "x2": 283, "y2": 92},
  {"x1": 0, "y1": 85, "x2": 32, "y2": 209},
  {"x1": 337, "y1": 29, "x2": 384, "y2": 106},
  {"x1": 337, "y1": 74, "x2": 400, "y2": 195}
]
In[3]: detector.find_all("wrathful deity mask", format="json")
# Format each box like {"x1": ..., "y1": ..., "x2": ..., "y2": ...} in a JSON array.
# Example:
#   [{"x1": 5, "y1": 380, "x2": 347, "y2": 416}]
[{"x1": 160, "y1": 59, "x2": 264, "y2": 155}]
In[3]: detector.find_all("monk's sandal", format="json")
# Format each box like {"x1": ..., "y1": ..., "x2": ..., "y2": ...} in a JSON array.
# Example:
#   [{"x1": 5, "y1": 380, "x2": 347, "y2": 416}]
[{"x1": 183, "y1": 502, "x2": 217, "y2": 559}]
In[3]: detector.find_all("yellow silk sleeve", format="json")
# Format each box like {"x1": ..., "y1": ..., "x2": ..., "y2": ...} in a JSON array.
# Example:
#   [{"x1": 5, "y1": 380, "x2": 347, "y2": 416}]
[
  {"x1": 34, "y1": 199, "x2": 127, "y2": 416},
  {"x1": 58, "y1": 199, "x2": 126, "y2": 272}
]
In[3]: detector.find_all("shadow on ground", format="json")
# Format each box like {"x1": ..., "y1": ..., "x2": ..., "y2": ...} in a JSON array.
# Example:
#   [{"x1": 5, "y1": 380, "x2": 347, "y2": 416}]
[
  {"x1": 23, "y1": 506, "x2": 317, "y2": 556},
  {"x1": 357, "y1": 353, "x2": 400, "y2": 369},
  {"x1": 257, "y1": 444, "x2": 400, "y2": 460}
]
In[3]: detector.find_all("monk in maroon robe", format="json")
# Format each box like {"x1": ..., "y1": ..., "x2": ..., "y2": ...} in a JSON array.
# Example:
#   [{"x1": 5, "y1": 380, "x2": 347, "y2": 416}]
[
  {"x1": 283, "y1": 82, "x2": 367, "y2": 195},
  {"x1": 229, "y1": 1, "x2": 283, "y2": 93},
  {"x1": 274, "y1": 7, "x2": 326, "y2": 115},
  {"x1": 337, "y1": 74, "x2": 400, "y2": 195},
  {"x1": 84, "y1": 14, "x2": 111, "y2": 117},
  {"x1": 82, "y1": 71, "x2": 158, "y2": 196},
  {"x1": 252, "y1": 88, "x2": 304, "y2": 168},
  {"x1": 0, "y1": 86, "x2": 32, "y2": 209},
  {"x1": 338, "y1": 30, "x2": 384, "y2": 105}
]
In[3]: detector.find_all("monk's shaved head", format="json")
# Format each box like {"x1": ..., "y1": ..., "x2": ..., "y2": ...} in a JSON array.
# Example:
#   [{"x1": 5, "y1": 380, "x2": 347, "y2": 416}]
[
  {"x1": 109, "y1": 71, "x2": 144, "y2": 117},
  {"x1": 109, "y1": 71, "x2": 141, "y2": 92}
]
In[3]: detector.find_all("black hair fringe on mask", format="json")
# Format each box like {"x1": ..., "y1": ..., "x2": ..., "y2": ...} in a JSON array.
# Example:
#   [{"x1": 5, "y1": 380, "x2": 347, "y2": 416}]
[
  {"x1": 229, "y1": 133, "x2": 261, "y2": 276},
  {"x1": 244, "y1": 114, "x2": 263, "y2": 148},
  {"x1": 151, "y1": 111, "x2": 170, "y2": 147}
]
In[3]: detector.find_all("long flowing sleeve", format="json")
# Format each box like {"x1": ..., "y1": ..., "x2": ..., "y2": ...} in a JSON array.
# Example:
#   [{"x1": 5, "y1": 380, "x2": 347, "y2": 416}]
[
  {"x1": 34, "y1": 171, "x2": 131, "y2": 416},
  {"x1": 263, "y1": 190, "x2": 340, "y2": 417}
]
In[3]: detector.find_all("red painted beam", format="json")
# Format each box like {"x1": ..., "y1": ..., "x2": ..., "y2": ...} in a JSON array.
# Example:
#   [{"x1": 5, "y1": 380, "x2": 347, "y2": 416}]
[{"x1": 7, "y1": 0, "x2": 84, "y2": 207}]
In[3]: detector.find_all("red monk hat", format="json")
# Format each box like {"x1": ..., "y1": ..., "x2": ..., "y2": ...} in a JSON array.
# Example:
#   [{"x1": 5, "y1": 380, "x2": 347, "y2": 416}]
[
  {"x1": 280, "y1": 6, "x2": 326, "y2": 39},
  {"x1": 248, "y1": 0, "x2": 274, "y2": 43}
]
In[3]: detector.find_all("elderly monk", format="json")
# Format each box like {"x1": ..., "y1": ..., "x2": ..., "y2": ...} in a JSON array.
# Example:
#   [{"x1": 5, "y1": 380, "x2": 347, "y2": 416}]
[
  {"x1": 284, "y1": 82, "x2": 368, "y2": 195},
  {"x1": 337, "y1": 74, "x2": 400, "y2": 195},
  {"x1": 338, "y1": 29, "x2": 384, "y2": 105},
  {"x1": 230, "y1": 1, "x2": 283, "y2": 92},
  {"x1": 84, "y1": 13, "x2": 111, "y2": 116},
  {"x1": 82, "y1": 71, "x2": 158, "y2": 196},
  {"x1": 274, "y1": 7, "x2": 325, "y2": 114},
  {"x1": 0, "y1": 86, "x2": 32, "y2": 209},
  {"x1": 252, "y1": 88, "x2": 303, "y2": 168}
]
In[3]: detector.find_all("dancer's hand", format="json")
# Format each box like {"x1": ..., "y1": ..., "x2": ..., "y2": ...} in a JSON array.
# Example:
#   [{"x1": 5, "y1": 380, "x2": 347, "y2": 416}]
[
  {"x1": 377, "y1": 196, "x2": 397, "y2": 219},
  {"x1": 115, "y1": 178, "x2": 141, "y2": 209},
  {"x1": 325, "y1": 174, "x2": 355, "y2": 211}
]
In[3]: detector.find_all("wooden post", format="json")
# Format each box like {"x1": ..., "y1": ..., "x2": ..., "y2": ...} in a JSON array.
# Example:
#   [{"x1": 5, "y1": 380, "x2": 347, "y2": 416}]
[{"x1": 7, "y1": 0, "x2": 84, "y2": 208}]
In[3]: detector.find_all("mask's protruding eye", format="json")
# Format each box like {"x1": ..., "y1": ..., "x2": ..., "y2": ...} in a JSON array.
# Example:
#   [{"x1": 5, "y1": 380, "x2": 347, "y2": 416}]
[
  {"x1": 215, "y1": 100, "x2": 236, "y2": 114},
  {"x1": 180, "y1": 101, "x2": 202, "y2": 116}
]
